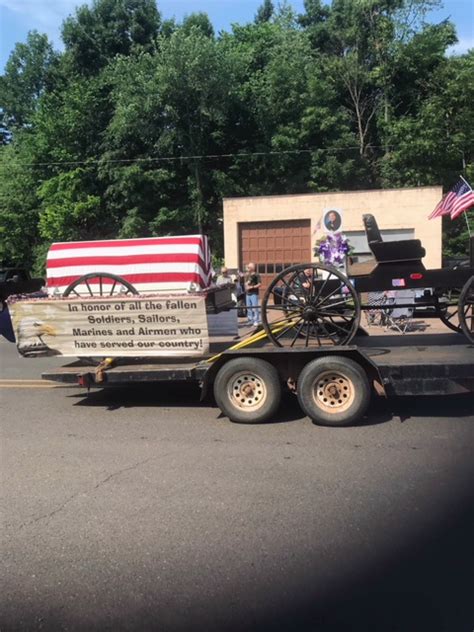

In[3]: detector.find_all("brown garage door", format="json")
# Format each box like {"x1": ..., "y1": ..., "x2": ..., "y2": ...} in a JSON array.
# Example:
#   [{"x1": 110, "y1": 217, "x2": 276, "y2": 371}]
[{"x1": 239, "y1": 220, "x2": 312, "y2": 295}]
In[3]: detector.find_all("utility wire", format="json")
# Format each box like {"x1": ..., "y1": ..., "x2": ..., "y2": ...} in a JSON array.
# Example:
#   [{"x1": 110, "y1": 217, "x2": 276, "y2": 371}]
[{"x1": 1, "y1": 145, "x2": 396, "y2": 169}]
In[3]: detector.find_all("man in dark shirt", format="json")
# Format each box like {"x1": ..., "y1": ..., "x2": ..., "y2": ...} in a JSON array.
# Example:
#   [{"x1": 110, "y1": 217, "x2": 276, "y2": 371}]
[{"x1": 244, "y1": 262, "x2": 261, "y2": 326}]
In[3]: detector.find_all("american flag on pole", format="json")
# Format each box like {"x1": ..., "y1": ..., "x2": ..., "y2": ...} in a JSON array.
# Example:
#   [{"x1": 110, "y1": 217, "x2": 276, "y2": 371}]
[
  {"x1": 429, "y1": 177, "x2": 474, "y2": 220},
  {"x1": 46, "y1": 235, "x2": 212, "y2": 296}
]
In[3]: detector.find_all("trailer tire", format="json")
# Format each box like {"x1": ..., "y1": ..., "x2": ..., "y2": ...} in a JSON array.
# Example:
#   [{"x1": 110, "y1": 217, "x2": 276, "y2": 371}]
[
  {"x1": 297, "y1": 356, "x2": 370, "y2": 427},
  {"x1": 214, "y1": 358, "x2": 281, "y2": 424}
]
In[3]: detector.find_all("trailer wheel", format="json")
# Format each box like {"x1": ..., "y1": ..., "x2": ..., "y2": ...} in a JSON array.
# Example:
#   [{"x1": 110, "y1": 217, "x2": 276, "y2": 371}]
[
  {"x1": 214, "y1": 358, "x2": 281, "y2": 423},
  {"x1": 297, "y1": 356, "x2": 370, "y2": 427}
]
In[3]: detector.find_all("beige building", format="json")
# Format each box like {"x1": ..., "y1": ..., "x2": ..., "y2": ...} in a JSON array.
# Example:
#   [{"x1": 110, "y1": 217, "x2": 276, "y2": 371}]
[{"x1": 223, "y1": 186, "x2": 442, "y2": 290}]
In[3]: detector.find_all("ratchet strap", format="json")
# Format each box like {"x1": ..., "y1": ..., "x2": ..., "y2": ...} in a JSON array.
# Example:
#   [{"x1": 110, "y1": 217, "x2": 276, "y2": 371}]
[
  {"x1": 205, "y1": 314, "x2": 300, "y2": 364},
  {"x1": 94, "y1": 357, "x2": 115, "y2": 382}
]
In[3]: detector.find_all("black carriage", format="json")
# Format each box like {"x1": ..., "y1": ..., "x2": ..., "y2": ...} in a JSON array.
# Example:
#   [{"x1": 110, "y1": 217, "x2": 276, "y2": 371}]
[{"x1": 261, "y1": 214, "x2": 474, "y2": 346}]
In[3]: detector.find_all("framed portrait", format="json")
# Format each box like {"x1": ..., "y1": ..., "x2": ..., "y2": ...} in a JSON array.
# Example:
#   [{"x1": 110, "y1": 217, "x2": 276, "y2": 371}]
[{"x1": 323, "y1": 208, "x2": 343, "y2": 233}]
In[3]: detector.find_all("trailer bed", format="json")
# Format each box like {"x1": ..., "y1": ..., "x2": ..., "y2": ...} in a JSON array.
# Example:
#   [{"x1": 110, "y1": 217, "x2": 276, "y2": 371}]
[{"x1": 43, "y1": 333, "x2": 473, "y2": 397}]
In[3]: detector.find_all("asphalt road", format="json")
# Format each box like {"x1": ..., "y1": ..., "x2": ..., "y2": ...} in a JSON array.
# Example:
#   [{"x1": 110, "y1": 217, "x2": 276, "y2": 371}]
[{"x1": 1, "y1": 338, "x2": 474, "y2": 631}]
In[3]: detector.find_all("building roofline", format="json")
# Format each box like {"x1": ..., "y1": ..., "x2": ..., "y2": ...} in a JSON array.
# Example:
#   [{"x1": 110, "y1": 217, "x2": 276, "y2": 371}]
[{"x1": 223, "y1": 185, "x2": 442, "y2": 203}]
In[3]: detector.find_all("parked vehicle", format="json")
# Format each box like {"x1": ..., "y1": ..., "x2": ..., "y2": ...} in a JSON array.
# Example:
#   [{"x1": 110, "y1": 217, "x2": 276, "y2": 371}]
[{"x1": 0, "y1": 268, "x2": 44, "y2": 309}]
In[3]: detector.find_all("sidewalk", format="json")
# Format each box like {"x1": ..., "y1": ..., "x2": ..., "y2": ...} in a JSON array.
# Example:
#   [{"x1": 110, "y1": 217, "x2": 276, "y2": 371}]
[
  {"x1": 231, "y1": 315, "x2": 452, "y2": 340},
  {"x1": 363, "y1": 316, "x2": 451, "y2": 336}
]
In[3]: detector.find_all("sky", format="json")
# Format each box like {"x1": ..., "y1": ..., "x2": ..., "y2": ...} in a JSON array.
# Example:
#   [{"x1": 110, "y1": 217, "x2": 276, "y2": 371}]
[{"x1": 0, "y1": 0, "x2": 472, "y2": 71}]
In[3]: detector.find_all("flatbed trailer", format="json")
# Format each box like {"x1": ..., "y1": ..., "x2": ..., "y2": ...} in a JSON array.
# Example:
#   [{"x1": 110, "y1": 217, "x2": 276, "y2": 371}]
[{"x1": 43, "y1": 333, "x2": 474, "y2": 427}]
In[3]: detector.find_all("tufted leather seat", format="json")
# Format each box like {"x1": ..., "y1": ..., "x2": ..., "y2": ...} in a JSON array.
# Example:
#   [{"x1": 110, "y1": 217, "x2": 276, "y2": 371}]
[{"x1": 363, "y1": 214, "x2": 426, "y2": 263}]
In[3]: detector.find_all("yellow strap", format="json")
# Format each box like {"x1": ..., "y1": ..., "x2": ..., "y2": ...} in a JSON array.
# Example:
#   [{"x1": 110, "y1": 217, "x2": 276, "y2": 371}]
[
  {"x1": 205, "y1": 314, "x2": 300, "y2": 364},
  {"x1": 95, "y1": 357, "x2": 115, "y2": 382}
]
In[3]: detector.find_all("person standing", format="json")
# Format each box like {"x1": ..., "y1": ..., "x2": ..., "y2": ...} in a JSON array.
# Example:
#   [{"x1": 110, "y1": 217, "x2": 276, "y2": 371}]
[
  {"x1": 216, "y1": 266, "x2": 235, "y2": 287},
  {"x1": 244, "y1": 262, "x2": 261, "y2": 326}
]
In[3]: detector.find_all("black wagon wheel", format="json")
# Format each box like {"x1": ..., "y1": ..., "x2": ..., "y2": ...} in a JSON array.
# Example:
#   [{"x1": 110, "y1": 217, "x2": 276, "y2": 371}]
[
  {"x1": 458, "y1": 276, "x2": 474, "y2": 343},
  {"x1": 436, "y1": 287, "x2": 462, "y2": 334},
  {"x1": 436, "y1": 286, "x2": 465, "y2": 333},
  {"x1": 62, "y1": 272, "x2": 138, "y2": 298},
  {"x1": 63, "y1": 273, "x2": 138, "y2": 366},
  {"x1": 262, "y1": 263, "x2": 361, "y2": 348}
]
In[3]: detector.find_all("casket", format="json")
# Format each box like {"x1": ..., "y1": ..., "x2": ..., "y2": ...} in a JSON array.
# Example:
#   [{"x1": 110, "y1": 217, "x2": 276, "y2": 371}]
[
  {"x1": 45, "y1": 234, "x2": 233, "y2": 314},
  {"x1": 46, "y1": 235, "x2": 212, "y2": 295},
  {"x1": 42, "y1": 234, "x2": 237, "y2": 344}
]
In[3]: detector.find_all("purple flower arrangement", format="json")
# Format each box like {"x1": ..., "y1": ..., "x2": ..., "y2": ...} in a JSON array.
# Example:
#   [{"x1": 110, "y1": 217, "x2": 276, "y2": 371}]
[{"x1": 315, "y1": 233, "x2": 352, "y2": 266}]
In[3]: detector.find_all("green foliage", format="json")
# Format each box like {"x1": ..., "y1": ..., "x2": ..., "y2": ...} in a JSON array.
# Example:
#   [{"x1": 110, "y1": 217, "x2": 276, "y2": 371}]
[
  {"x1": 255, "y1": 1, "x2": 274, "y2": 24},
  {"x1": 442, "y1": 211, "x2": 473, "y2": 261},
  {"x1": 0, "y1": 31, "x2": 57, "y2": 128},
  {"x1": 38, "y1": 168, "x2": 102, "y2": 242},
  {"x1": 62, "y1": 0, "x2": 161, "y2": 73},
  {"x1": 0, "y1": 0, "x2": 473, "y2": 272},
  {"x1": 182, "y1": 13, "x2": 215, "y2": 38},
  {"x1": 0, "y1": 140, "x2": 40, "y2": 266}
]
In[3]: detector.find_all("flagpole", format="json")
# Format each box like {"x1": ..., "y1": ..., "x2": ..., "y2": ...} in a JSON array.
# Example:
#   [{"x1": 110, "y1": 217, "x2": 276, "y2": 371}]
[{"x1": 459, "y1": 174, "x2": 472, "y2": 238}]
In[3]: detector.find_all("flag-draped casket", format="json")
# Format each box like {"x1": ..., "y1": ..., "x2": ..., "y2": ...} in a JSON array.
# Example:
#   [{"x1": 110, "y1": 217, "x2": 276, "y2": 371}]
[{"x1": 46, "y1": 235, "x2": 212, "y2": 296}]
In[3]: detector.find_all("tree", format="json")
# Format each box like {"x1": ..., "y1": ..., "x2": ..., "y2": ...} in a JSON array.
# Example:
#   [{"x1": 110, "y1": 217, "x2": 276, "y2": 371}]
[
  {"x1": 0, "y1": 140, "x2": 40, "y2": 266},
  {"x1": 381, "y1": 51, "x2": 474, "y2": 187},
  {"x1": 297, "y1": 0, "x2": 330, "y2": 49},
  {"x1": 1, "y1": 0, "x2": 472, "y2": 267},
  {"x1": 38, "y1": 168, "x2": 102, "y2": 242},
  {"x1": 0, "y1": 31, "x2": 57, "y2": 128},
  {"x1": 62, "y1": 0, "x2": 161, "y2": 73},
  {"x1": 255, "y1": 0, "x2": 274, "y2": 24},
  {"x1": 100, "y1": 28, "x2": 233, "y2": 239},
  {"x1": 182, "y1": 13, "x2": 214, "y2": 38}
]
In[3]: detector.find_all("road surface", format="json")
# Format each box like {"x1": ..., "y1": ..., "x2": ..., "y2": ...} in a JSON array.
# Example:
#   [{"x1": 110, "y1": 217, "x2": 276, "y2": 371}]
[{"x1": 1, "y1": 338, "x2": 473, "y2": 631}]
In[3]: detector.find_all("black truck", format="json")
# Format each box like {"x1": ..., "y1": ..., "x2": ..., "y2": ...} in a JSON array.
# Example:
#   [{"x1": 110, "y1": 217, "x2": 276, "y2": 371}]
[{"x1": 0, "y1": 268, "x2": 44, "y2": 308}]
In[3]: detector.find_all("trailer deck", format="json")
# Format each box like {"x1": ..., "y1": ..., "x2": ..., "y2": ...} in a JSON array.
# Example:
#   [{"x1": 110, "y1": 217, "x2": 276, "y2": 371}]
[{"x1": 43, "y1": 333, "x2": 473, "y2": 397}]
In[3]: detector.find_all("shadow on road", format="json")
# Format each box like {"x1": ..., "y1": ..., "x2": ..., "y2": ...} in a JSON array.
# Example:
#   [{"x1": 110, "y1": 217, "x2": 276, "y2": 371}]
[
  {"x1": 380, "y1": 392, "x2": 474, "y2": 424},
  {"x1": 67, "y1": 385, "x2": 474, "y2": 428}
]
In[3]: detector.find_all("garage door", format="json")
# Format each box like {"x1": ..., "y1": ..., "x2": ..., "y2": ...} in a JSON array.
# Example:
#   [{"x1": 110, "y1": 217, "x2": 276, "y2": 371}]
[{"x1": 239, "y1": 220, "x2": 311, "y2": 295}]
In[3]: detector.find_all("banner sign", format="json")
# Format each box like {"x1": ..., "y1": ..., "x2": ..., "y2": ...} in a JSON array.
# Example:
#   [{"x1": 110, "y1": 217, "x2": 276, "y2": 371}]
[{"x1": 10, "y1": 296, "x2": 209, "y2": 357}]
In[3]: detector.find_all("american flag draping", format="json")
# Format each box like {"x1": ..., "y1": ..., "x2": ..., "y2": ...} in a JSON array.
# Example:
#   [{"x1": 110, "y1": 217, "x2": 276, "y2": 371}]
[{"x1": 46, "y1": 235, "x2": 212, "y2": 296}]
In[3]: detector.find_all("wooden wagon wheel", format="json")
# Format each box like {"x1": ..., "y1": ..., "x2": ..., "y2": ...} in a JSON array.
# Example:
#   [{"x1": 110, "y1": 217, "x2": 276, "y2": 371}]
[
  {"x1": 63, "y1": 273, "x2": 138, "y2": 366},
  {"x1": 437, "y1": 286, "x2": 467, "y2": 333},
  {"x1": 261, "y1": 263, "x2": 361, "y2": 348},
  {"x1": 458, "y1": 276, "x2": 474, "y2": 343},
  {"x1": 62, "y1": 272, "x2": 139, "y2": 297}
]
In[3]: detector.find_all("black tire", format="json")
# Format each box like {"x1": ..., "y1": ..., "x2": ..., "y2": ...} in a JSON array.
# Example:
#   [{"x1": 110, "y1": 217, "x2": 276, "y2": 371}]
[
  {"x1": 213, "y1": 357, "x2": 281, "y2": 424},
  {"x1": 459, "y1": 276, "x2": 474, "y2": 343},
  {"x1": 297, "y1": 356, "x2": 370, "y2": 427}
]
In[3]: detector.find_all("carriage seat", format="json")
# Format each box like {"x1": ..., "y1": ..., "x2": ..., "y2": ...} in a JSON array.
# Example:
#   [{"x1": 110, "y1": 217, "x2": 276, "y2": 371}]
[{"x1": 363, "y1": 214, "x2": 426, "y2": 263}]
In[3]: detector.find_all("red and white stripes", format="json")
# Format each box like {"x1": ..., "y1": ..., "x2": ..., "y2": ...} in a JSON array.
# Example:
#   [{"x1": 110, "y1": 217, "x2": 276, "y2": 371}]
[{"x1": 46, "y1": 235, "x2": 212, "y2": 296}]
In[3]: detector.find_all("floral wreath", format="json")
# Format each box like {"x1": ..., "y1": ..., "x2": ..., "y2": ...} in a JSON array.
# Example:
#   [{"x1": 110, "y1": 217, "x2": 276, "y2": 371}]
[{"x1": 314, "y1": 232, "x2": 352, "y2": 266}]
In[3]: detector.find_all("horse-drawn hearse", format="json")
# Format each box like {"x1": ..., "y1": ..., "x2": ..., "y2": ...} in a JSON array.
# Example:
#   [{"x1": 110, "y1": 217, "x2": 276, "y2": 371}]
[{"x1": 260, "y1": 214, "x2": 474, "y2": 346}]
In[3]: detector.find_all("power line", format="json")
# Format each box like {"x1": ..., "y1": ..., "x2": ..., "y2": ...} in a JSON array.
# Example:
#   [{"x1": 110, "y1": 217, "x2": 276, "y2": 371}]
[{"x1": 1, "y1": 145, "x2": 394, "y2": 170}]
